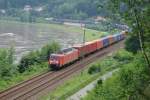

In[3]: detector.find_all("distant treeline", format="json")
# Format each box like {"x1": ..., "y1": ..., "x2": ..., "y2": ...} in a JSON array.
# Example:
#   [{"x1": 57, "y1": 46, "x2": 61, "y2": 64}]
[{"x1": 0, "y1": 0, "x2": 109, "y2": 21}]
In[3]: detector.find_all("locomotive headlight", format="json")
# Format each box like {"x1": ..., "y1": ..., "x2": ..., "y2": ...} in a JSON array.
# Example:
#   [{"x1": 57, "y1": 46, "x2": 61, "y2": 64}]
[
  {"x1": 55, "y1": 60, "x2": 59, "y2": 64},
  {"x1": 49, "y1": 60, "x2": 52, "y2": 64},
  {"x1": 49, "y1": 60, "x2": 59, "y2": 64}
]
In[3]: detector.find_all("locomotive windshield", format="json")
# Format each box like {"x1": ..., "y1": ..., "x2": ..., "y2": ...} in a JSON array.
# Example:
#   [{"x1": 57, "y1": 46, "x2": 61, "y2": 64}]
[{"x1": 50, "y1": 55, "x2": 58, "y2": 60}]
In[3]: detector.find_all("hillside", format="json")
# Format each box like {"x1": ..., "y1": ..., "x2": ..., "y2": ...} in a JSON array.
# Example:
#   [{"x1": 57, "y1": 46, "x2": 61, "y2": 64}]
[{"x1": 0, "y1": 0, "x2": 109, "y2": 20}]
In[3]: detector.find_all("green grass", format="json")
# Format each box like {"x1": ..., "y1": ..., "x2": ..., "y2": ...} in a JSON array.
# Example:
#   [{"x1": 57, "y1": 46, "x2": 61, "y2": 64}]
[
  {"x1": 42, "y1": 55, "x2": 121, "y2": 100},
  {"x1": 0, "y1": 62, "x2": 48, "y2": 91}
]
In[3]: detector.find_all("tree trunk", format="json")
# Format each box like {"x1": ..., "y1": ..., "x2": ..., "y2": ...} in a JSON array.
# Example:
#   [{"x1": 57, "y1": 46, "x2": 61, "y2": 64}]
[{"x1": 133, "y1": 9, "x2": 150, "y2": 68}]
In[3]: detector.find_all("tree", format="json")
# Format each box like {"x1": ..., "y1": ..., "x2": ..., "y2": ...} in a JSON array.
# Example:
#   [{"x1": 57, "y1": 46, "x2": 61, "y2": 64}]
[
  {"x1": 18, "y1": 42, "x2": 60, "y2": 73},
  {"x1": 7, "y1": 46, "x2": 15, "y2": 64},
  {"x1": 107, "y1": 0, "x2": 150, "y2": 68},
  {"x1": 0, "y1": 48, "x2": 17, "y2": 77},
  {"x1": 85, "y1": 54, "x2": 150, "y2": 100},
  {"x1": 125, "y1": 35, "x2": 140, "y2": 54}
]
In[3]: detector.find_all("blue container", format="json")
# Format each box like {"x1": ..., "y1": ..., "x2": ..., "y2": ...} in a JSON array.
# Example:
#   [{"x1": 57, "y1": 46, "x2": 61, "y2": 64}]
[
  {"x1": 114, "y1": 34, "x2": 121, "y2": 41},
  {"x1": 101, "y1": 37, "x2": 109, "y2": 47},
  {"x1": 120, "y1": 34, "x2": 124, "y2": 40},
  {"x1": 113, "y1": 34, "x2": 118, "y2": 42}
]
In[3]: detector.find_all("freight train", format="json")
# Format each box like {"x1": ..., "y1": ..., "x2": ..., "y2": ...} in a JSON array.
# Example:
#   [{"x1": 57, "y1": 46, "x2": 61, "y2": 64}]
[{"x1": 49, "y1": 31, "x2": 127, "y2": 70}]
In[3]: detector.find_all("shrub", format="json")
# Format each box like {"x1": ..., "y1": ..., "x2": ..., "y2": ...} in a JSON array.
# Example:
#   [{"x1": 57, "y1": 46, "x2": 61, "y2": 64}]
[
  {"x1": 88, "y1": 64, "x2": 101, "y2": 74},
  {"x1": 18, "y1": 42, "x2": 60, "y2": 73},
  {"x1": 125, "y1": 36, "x2": 140, "y2": 54},
  {"x1": 97, "y1": 79, "x2": 103, "y2": 85},
  {"x1": 0, "y1": 48, "x2": 17, "y2": 78},
  {"x1": 39, "y1": 42, "x2": 60, "y2": 61},
  {"x1": 18, "y1": 51, "x2": 40, "y2": 73},
  {"x1": 113, "y1": 50, "x2": 133, "y2": 63}
]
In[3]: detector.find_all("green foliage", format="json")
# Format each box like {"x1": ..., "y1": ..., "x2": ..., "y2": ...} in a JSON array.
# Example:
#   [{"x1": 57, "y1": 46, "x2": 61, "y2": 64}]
[
  {"x1": 7, "y1": 46, "x2": 15, "y2": 64},
  {"x1": 88, "y1": 64, "x2": 101, "y2": 74},
  {"x1": 0, "y1": 48, "x2": 17, "y2": 78},
  {"x1": 88, "y1": 50, "x2": 133, "y2": 75},
  {"x1": 18, "y1": 51, "x2": 40, "y2": 73},
  {"x1": 18, "y1": 42, "x2": 60, "y2": 73},
  {"x1": 125, "y1": 35, "x2": 140, "y2": 53},
  {"x1": 97, "y1": 79, "x2": 103, "y2": 85},
  {"x1": 108, "y1": 0, "x2": 150, "y2": 56},
  {"x1": 0, "y1": 0, "x2": 108, "y2": 20},
  {"x1": 113, "y1": 49, "x2": 133, "y2": 63},
  {"x1": 0, "y1": 62, "x2": 48, "y2": 91},
  {"x1": 40, "y1": 42, "x2": 60, "y2": 62},
  {"x1": 84, "y1": 53, "x2": 150, "y2": 100}
]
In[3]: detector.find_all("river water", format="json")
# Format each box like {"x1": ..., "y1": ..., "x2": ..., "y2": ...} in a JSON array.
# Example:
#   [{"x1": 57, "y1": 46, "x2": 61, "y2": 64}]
[{"x1": 0, "y1": 21, "x2": 83, "y2": 63}]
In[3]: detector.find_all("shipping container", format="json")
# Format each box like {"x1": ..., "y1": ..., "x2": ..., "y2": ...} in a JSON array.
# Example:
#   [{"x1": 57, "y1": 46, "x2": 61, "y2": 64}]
[
  {"x1": 85, "y1": 40, "x2": 97, "y2": 54},
  {"x1": 101, "y1": 37, "x2": 110, "y2": 47},
  {"x1": 108, "y1": 35, "x2": 115, "y2": 44},
  {"x1": 73, "y1": 44, "x2": 89, "y2": 57},
  {"x1": 93, "y1": 39, "x2": 103, "y2": 50},
  {"x1": 113, "y1": 34, "x2": 121, "y2": 42}
]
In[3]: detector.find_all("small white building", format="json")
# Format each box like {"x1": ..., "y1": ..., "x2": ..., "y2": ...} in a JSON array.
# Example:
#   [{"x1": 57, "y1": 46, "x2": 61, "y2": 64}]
[
  {"x1": 24, "y1": 5, "x2": 32, "y2": 11},
  {"x1": 0, "y1": 9, "x2": 6, "y2": 14},
  {"x1": 34, "y1": 7, "x2": 43, "y2": 12},
  {"x1": 95, "y1": 16, "x2": 106, "y2": 22}
]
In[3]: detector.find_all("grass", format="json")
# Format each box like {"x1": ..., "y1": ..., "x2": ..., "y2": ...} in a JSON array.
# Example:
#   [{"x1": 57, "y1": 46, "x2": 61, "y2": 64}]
[
  {"x1": 0, "y1": 62, "x2": 48, "y2": 91},
  {"x1": 42, "y1": 55, "x2": 121, "y2": 100}
]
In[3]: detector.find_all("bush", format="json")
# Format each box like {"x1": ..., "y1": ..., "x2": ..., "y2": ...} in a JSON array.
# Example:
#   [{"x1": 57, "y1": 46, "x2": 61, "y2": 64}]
[
  {"x1": 0, "y1": 48, "x2": 17, "y2": 78},
  {"x1": 97, "y1": 79, "x2": 103, "y2": 85},
  {"x1": 88, "y1": 64, "x2": 101, "y2": 74},
  {"x1": 125, "y1": 36, "x2": 140, "y2": 54},
  {"x1": 18, "y1": 51, "x2": 40, "y2": 73},
  {"x1": 113, "y1": 50, "x2": 133, "y2": 63},
  {"x1": 18, "y1": 42, "x2": 60, "y2": 73},
  {"x1": 39, "y1": 42, "x2": 60, "y2": 62}
]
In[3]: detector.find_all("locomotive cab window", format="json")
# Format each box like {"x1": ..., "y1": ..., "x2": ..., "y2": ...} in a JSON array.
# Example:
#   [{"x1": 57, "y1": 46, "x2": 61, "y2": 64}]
[{"x1": 50, "y1": 55, "x2": 58, "y2": 60}]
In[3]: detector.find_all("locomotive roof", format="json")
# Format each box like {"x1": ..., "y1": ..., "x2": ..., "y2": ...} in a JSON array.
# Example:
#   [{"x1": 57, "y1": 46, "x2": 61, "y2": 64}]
[
  {"x1": 59, "y1": 47, "x2": 76, "y2": 54},
  {"x1": 73, "y1": 40, "x2": 95, "y2": 47},
  {"x1": 100, "y1": 36, "x2": 109, "y2": 40},
  {"x1": 113, "y1": 33, "x2": 121, "y2": 36},
  {"x1": 50, "y1": 53, "x2": 63, "y2": 56},
  {"x1": 50, "y1": 47, "x2": 77, "y2": 57}
]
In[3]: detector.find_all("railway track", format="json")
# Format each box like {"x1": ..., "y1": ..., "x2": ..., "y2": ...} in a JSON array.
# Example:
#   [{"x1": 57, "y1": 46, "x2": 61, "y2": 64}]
[{"x1": 0, "y1": 40, "x2": 124, "y2": 100}]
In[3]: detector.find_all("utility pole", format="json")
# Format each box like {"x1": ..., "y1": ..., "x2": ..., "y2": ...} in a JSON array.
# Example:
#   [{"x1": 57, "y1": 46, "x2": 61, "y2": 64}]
[
  {"x1": 81, "y1": 22, "x2": 86, "y2": 59},
  {"x1": 81, "y1": 23, "x2": 86, "y2": 74},
  {"x1": 82, "y1": 23, "x2": 86, "y2": 44}
]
